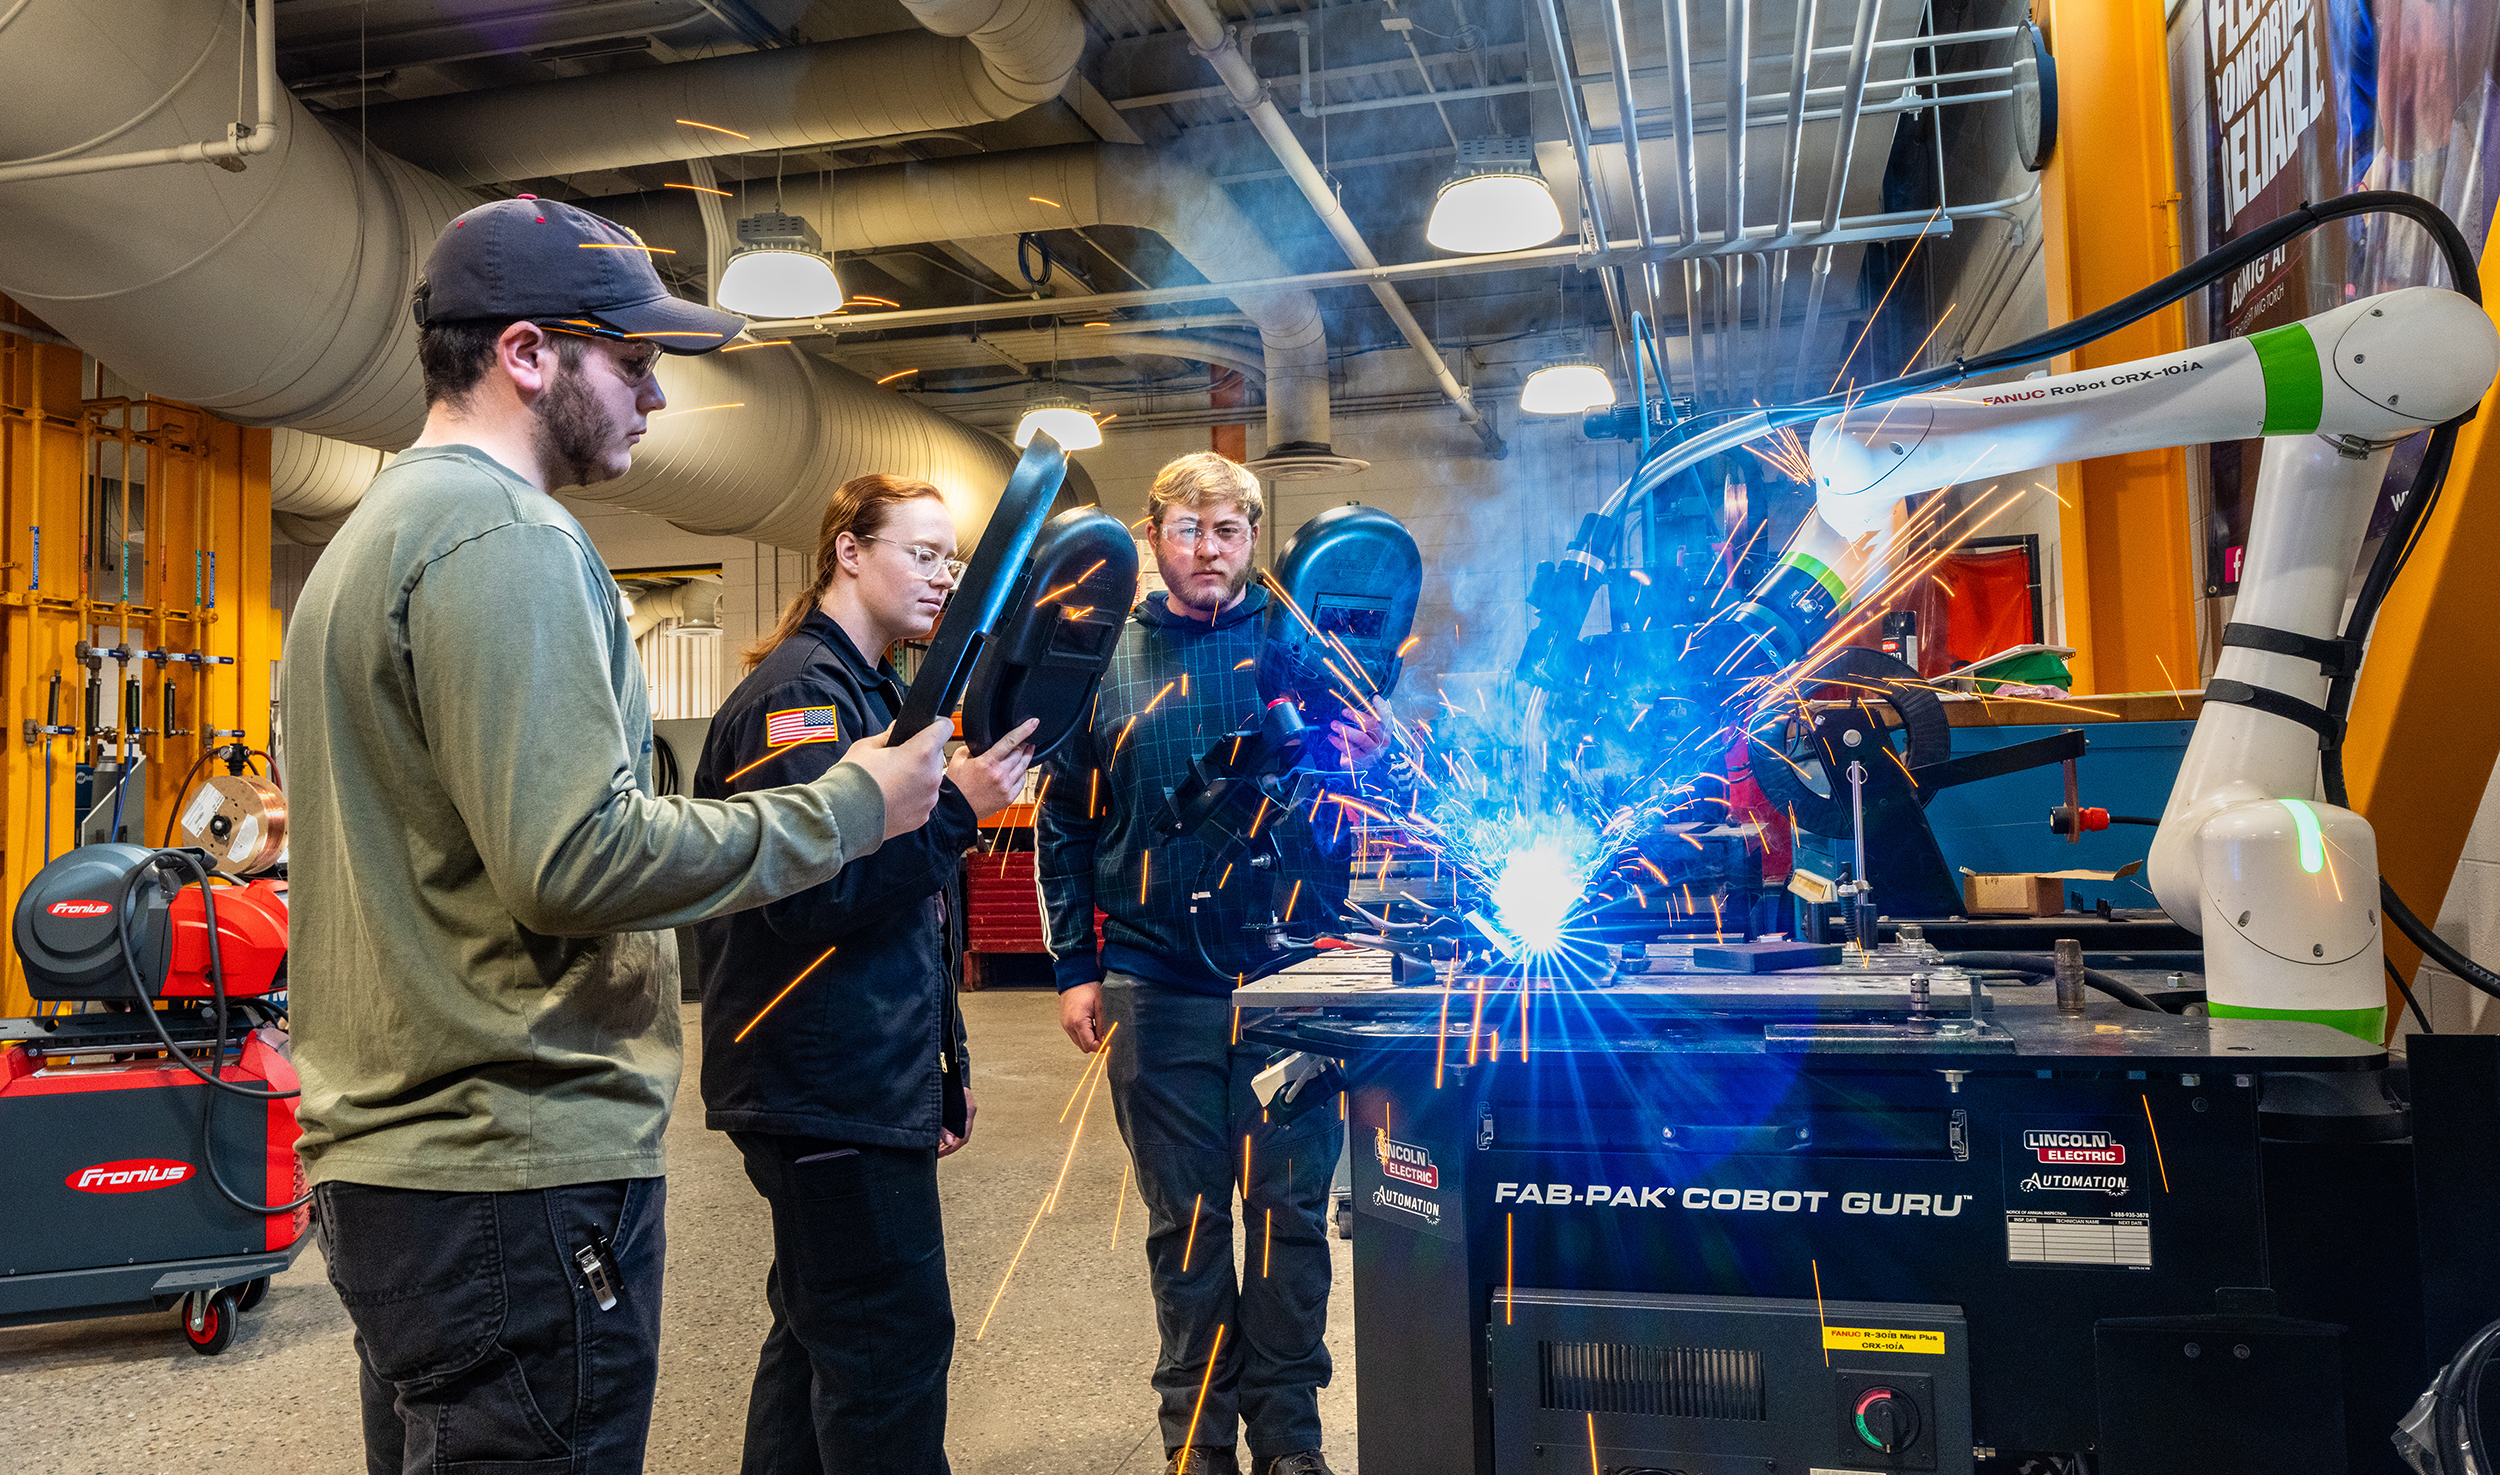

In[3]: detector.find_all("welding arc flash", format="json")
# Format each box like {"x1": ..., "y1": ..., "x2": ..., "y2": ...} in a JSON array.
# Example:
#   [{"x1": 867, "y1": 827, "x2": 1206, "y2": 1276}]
[{"x1": 1490, "y1": 842, "x2": 1580, "y2": 955}]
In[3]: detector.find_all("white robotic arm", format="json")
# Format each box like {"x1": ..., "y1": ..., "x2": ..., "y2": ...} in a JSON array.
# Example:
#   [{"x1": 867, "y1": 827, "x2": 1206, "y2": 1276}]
[{"x1": 1776, "y1": 286, "x2": 2498, "y2": 1036}]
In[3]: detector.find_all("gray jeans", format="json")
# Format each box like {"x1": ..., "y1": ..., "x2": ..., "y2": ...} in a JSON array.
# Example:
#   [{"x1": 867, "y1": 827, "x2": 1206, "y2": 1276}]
[{"x1": 1101, "y1": 973, "x2": 1340, "y2": 1461}]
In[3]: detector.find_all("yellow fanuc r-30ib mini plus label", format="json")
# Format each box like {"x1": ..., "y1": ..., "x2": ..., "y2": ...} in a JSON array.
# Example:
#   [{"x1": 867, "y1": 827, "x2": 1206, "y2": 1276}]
[{"x1": 1820, "y1": 1325, "x2": 1948, "y2": 1355}]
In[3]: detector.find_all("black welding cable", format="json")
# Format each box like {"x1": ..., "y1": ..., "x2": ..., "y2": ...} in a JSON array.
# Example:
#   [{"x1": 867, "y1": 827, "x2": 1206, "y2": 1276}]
[
  {"x1": 1937, "y1": 952, "x2": 2162, "y2": 1012},
  {"x1": 115, "y1": 849, "x2": 311, "y2": 1215},
  {"x1": 1567, "y1": 190, "x2": 2482, "y2": 561},
  {"x1": 2386, "y1": 957, "x2": 2435, "y2": 1035},
  {"x1": 2306, "y1": 422, "x2": 2500, "y2": 1001},
  {"x1": 2426, "y1": 1315, "x2": 2500, "y2": 1475},
  {"x1": 1591, "y1": 190, "x2": 2496, "y2": 1009}
]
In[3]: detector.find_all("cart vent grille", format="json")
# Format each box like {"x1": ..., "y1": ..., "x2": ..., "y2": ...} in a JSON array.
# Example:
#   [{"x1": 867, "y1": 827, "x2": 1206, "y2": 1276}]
[{"x1": 1538, "y1": 1340, "x2": 1766, "y2": 1421}]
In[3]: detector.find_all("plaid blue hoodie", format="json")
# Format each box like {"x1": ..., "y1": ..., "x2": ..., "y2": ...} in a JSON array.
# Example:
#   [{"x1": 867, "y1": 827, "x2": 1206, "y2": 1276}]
[{"x1": 1036, "y1": 588, "x2": 1356, "y2": 996}]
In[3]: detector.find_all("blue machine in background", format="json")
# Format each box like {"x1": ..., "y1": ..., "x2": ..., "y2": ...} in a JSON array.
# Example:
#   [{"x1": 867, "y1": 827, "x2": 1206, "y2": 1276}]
[{"x1": 1922, "y1": 716, "x2": 2196, "y2": 913}]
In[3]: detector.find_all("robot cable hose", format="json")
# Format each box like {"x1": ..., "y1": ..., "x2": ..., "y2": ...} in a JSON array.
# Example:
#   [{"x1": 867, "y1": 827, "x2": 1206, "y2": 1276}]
[{"x1": 1544, "y1": 189, "x2": 2500, "y2": 1002}]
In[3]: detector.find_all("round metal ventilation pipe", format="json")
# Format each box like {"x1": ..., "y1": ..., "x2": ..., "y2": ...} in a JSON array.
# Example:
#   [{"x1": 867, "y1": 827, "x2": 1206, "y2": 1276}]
[
  {"x1": 823, "y1": 144, "x2": 1341, "y2": 465},
  {"x1": 582, "y1": 344, "x2": 1094, "y2": 551},
  {"x1": 595, "y1": 144, "x2": 1356, "y2": 469},
  {"x1": 0, "y1": 1, "x2": 472, "y2": 449},
  {"x1": 0, "y1": 0, "x2": 1080, "y2": 549},
  {"x1": 355, "y1": 0, "x2": 1084, "y2": 188},
  {"x1": 271, "y1": 429, "x2": 390, "y2": 545}
]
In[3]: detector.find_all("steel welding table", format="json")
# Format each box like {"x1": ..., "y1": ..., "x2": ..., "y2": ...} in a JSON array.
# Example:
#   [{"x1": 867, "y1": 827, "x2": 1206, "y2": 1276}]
[{"x1": 1236, "y1": 948, "x2": 2473, "y2": 1475}]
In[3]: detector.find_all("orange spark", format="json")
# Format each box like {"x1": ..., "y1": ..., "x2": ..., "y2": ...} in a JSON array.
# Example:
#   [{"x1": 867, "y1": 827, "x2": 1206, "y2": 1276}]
[{"x1": 733, "y1": 945, "x2": 837, "y2": 1042}]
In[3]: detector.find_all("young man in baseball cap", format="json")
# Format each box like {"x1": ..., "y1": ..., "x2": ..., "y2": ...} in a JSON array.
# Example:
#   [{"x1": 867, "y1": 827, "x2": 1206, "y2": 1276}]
[{"x1": 283, "y1": 197, "x2": 952, "y2": 1473}]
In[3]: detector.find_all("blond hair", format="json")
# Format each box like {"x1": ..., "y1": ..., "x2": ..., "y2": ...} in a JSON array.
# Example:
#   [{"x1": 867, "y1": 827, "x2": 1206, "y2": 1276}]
[
  {"x1": 1147, "y1": 451, "x2": 1263, "y2": 530},
  {"x1": 741, "y1": 473, "x2": 947, "y2": 670}
]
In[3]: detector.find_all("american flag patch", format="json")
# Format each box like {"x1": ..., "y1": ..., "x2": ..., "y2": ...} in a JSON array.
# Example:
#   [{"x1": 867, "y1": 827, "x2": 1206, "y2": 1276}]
[{"x1": 765, "y1": 706, "x2": 841, "y2": 748}]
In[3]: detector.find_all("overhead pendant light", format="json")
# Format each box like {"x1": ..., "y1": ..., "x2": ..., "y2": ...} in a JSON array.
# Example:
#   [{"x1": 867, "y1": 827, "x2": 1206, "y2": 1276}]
[
  {"x1": 715, "y1": 210, "x2": 843, "y2": 318},
  {"x1": 1520, "y1": 360, "x2": 1616, "y2": 415},
  {"x1": 1519, "y1": 269, "x2": 1616, "y2": 414},
  {"x1": 1014, "y1": 392, "x2": 1103, "y2": 451},
  {"x1": 1426, "y1": 138, "x2": 1565, "y2": 255}
]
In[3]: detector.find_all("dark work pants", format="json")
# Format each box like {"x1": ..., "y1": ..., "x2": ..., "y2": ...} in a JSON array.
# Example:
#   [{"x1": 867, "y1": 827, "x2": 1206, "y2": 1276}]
[
  {"x1": 315, "y1": 1176, "x2": 667, "y2": 1475},
  {"x1": 729, "y1": 1135, "x2": 955, "y2": 1475},
  {"x1": 1101, "y1": 973, "x2": 1341, "y2": 1462}
]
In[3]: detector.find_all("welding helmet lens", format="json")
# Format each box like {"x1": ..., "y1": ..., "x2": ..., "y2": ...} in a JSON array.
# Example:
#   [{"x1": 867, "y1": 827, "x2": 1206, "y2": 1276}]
[
  {"x1": 959, "y1": 506, "x2": 1140, "y2": 761},
  {"x1": 1258, "y1": 506, "x2": 1422, "y2": 743}
]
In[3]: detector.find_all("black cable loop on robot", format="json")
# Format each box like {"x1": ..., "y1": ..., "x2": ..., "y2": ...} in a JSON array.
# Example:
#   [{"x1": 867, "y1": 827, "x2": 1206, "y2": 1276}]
[
  {"x1": 1554, "y1": 190, "x2": 2500, "y2": 1003},
  {"x1": 114, "y1": 848, "x2": 313, "y2": 1215},
  {"x1": 1570, "y1": 189, "x2": 2481, "y2": 559}
]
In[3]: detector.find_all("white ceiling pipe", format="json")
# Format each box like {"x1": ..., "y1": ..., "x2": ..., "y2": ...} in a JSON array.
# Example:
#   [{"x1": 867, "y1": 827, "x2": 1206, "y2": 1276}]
[
  {"x1": 270, "y1": 428, "x2": 390, "y2": 544},
  {"x1": 0, "y1": 0, "x2": 1073, "y2": 549},
  {"x1": 623, "y1": 576, "x2": 727, "y2": 642},
  {"x1": 818, "y1": 144, "x2": 1333, "y2": 455},
  {"x1": 580, "y1": 343, "x2": 1095, "y2": 552},
  {"x1": 590, "y1": 142, "x2": 1336, "y2": 453},
  {"x1": 355, "y1": 1, "x2": 1084, "y2": 189},
  {"x1": 1156, "y1": 0, "x2": 1503, "y2": 457},
  {"x1": 0, "y1": 0, "x2": 473, "y2": 449},
  {"x1": 0, "y1": 0, "x2": 278, "y2": 185}
]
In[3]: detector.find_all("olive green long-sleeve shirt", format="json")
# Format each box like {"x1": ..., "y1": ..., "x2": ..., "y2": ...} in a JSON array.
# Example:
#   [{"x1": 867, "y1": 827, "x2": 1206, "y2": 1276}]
[{"x1": 283, "y1": 444, "x2": 887, "y2": 1192}]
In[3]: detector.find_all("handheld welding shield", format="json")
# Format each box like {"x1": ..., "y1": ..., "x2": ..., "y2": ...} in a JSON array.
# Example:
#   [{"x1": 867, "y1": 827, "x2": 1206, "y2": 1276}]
[
  {"x1": 960, "y1": 507, "x2": 1140, "y2": 760},
  {"x1": 1257, "y1": 506, "x2": 1421, "y2": 749}
]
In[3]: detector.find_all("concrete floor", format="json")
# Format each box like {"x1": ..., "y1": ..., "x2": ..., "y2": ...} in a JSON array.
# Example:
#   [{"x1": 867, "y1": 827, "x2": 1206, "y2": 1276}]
[{"x1": 0, "y1": 990, "x2": 1359, "y2": 1474}]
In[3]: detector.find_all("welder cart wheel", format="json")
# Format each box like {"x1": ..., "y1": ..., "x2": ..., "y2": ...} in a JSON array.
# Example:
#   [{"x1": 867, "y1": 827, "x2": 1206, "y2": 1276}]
[
  {"x1": 236, "y1": 1276, "x2": 270, "y2": 1312},
  {"x1": 183, "y1": 1288, "x2": 239, "y2": 1356}
]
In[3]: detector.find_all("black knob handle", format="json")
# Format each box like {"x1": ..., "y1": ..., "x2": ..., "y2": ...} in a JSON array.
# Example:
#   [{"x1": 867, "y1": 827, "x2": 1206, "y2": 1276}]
[{"x1": 1853, "y1": 1386, "x2": 1922, "y2": 1454}]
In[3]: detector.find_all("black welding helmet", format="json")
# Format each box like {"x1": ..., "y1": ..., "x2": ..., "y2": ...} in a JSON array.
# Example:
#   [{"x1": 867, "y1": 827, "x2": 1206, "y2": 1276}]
[
  {"x1": 1258, "y1": 505, "x2": 1421, "y2": 737},
  {"x1": 14, "y1": 843, "x2": 175, "y2": 1000},
  {"x1": 959, "y1": 506, "x2": 1140, "y2": 760}
]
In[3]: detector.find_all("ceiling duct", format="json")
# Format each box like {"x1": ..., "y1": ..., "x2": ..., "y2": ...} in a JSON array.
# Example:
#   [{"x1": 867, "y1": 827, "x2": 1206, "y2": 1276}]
[
  {"x1": 0, "y1": 0, "x2": 1084, "y2": 547},
  {"x1": 597, "y1": 143, "x2": 1366, "y2": 477},
  {"x1": 822, "y1": 144, "x2": 1359, "y2": 478},
  {"x1": 353, "y1": 0, "x2": 1086, "y2": 189}
]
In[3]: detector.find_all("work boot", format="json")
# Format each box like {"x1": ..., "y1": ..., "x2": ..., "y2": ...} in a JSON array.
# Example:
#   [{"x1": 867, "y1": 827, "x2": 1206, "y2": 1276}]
[
  {"x1": 1166, "y1": 1448, "x2": 1240, "y2": 1475},
  {"x1": 1256, "y1": 1453, "x2": 1339, "y2": 1475}
]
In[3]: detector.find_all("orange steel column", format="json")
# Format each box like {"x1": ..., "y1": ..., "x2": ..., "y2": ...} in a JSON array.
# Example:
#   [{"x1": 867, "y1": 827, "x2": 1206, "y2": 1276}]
[
  {"x1": 2036, "y1": 0, "x2": 2197, "y2": 696},
  {"x1": 2343, "y1": 237, "x2": 2500, "y2": 1035}
]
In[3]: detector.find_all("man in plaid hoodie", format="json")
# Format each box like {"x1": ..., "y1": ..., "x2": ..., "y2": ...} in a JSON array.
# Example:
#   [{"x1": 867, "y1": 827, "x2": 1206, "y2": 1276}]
[{"x1": 1038, "y1": 453, "x2": 1381, "y2": 1475}]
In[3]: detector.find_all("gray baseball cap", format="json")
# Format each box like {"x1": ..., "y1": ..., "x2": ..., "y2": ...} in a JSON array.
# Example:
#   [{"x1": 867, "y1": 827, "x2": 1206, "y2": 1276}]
[{"x1": 412, "y1": 195, "x2": 745, "y2": 352}]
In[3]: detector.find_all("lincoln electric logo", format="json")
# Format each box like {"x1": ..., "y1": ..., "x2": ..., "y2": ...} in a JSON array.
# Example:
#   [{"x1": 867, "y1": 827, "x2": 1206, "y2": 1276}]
[
  {"x1": 46, "y1": 899, "x2": 111, "y2": 918},
  {"x1": 1373, "y1": 1130, "x2": 1438, "y2": 1190},
  {"x1": 68, "y1": 1158, "x2": 193, "y2": 1194},
  {"x1": 2024, "y1": 1130, "x2": 2126, "y2": 1166}
]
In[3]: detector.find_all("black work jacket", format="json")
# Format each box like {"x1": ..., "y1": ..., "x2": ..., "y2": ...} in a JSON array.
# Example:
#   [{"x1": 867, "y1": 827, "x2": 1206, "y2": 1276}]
[{"x1": 695, "y1": 610, "x2": 977, "y2": 1148}]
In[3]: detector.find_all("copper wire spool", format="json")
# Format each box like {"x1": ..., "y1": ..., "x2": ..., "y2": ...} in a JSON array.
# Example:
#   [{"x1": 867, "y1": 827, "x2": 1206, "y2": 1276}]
[{"x1": 175, "y1": 773, "x2": 287, "y2": 874}]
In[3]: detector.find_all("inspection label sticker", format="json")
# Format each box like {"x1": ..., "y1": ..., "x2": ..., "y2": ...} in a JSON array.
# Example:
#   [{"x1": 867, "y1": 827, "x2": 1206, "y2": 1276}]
[
  {"x1": 2000, "y1": 1115, "x2": 2152, "y2": 1271},
  {"x1": 1820, "y1": 1326, "x2": 1946, "y2": 1356}
]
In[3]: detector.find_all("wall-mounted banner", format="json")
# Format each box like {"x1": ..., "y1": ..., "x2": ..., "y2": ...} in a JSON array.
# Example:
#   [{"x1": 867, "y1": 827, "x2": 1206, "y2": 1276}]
[{"x1": 2173, "y1": 0, "x2": 2500, "y2": 595}]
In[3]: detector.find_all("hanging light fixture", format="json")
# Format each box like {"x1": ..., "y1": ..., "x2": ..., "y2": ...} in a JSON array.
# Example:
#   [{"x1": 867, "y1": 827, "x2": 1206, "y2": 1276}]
[
  {"x1": 1520, "y1": 361, "x2": 1616, "y2": 415},
  {"x1": 1426, "y1": 138, "x2": 1564, "y2": 255},
  {"x1": 1014, "y1": 392, "x2": 1103, "y2": 451},
  {"x1": 1519, "y1": 269, "x2": 1616, "y2": 414},
  {"x1": 1014, "y1": 321, "x2": 1103, "y2": 450},
  {"x1": 715, "y1": 210, "x2": 843, "y2": 318}
]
